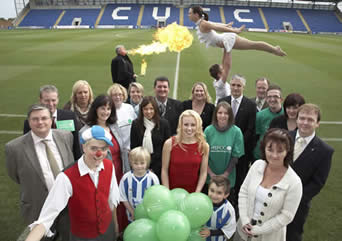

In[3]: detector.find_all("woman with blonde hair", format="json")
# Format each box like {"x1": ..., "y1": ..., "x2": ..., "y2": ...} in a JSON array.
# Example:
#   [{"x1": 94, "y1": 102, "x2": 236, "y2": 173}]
[
  {"x1": 161, "y1": 110, "x2": 209, "y2": 193},
  {"x1": 64, "y1": 80, "x2": 94, "y2": 127},
  {"x1": 182, "y1": 82, "x2": 215, "y2": 130},
  {"x1": 128, "y1": 82, "x2": 144, "y2": 116}
]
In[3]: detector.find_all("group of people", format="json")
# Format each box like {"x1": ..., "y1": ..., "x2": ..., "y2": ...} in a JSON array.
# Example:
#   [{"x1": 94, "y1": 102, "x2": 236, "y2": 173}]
[{"x1": 5, "y1": 5, "x2": 334, "y2": 241}]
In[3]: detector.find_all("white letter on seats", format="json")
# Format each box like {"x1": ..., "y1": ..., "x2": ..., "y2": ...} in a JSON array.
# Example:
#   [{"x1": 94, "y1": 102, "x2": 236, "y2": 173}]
[
  {"x1": 112, "y1": 7, "x2": 132, "y2": 20},
  {"x1": 152, "y1": 7, "x2": 170, "y2": 20},
  {"x1": 234, "y1": 9, "x2": 253, "y2": 23}
]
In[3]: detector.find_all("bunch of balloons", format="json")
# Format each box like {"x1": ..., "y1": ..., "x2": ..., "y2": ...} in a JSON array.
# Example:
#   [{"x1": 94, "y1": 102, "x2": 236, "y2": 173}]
[{"x1": 123, "y1": 185, "x2": 213, "y2": 241}]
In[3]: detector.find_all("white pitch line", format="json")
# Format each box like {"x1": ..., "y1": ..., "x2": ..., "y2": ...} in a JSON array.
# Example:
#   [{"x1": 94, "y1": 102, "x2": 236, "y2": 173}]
[
  {"x1": 320, "y1": 121, "x2": 342, "y2": 125},
  {"x1": 173, "y1": 51, "x2": 181, "y2": 100},
  {"x1": 0, "y1": 114, "x2": 26, "y2": 117},
  {"x1": 0, "y1": 130, "x2": 22, "y2": 135},
  {"x1": 322, "y1": 138, "x2": 342, "y2": 142}
]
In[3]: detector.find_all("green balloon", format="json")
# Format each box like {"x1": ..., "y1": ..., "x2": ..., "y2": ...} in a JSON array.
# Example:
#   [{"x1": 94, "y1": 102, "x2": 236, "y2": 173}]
[
  {"x1": 180, "y1": 193, "x2": 213, "y2": 229},
  {"x1": 123, "y1": 218, "x2": 158, "y2": 241},
  {"x1": 187, "y1": 229, "x2": 204, "y2": 241},
  {"x1": 143, "y1": 185, "x2": 176, "y2": 221},
  {"x1": 134, "y1": 203, "x2": 148, "y2": 220},
  {"x1": 156, "y1": 210, "x2": 191, "y2": 241},
  {"x1": 171, "y1": 188, "x2": 189, "y2": 210}
]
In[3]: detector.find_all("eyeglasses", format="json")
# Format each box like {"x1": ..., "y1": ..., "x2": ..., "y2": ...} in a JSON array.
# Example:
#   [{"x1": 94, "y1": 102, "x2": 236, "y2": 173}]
[
  {"x1": 30, "y1": 116, "x2": 51, "y2": 122},
  {"x1": 112, "y1": 93, "x2": 123, "y2": 97}
]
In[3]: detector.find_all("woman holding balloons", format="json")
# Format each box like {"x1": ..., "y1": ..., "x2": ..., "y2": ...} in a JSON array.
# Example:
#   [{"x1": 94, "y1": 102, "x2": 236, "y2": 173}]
[{"x1": 161, "y1": 110, "x2": 209, "y2": 193}]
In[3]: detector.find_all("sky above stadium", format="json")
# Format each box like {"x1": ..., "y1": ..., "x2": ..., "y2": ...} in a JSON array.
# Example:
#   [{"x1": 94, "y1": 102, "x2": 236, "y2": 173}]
[{"x1": 0, "y1": 0, "x2": 30, "y2": 19}]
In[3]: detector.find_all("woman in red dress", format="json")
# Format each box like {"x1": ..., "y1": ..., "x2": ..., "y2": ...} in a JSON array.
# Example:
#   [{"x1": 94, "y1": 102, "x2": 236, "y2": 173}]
[
  {"x1": 161, "y1": 110, "x2": 209, "y2": 193},
  {"x1": 80, "y1": 94, "x2": 129, "y2": 236}
]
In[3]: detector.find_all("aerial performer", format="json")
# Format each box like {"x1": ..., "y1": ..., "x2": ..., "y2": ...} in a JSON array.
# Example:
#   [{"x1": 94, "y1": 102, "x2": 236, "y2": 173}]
[{"x1": 188, "y1": 5, "x2": 286, "y2": 93}]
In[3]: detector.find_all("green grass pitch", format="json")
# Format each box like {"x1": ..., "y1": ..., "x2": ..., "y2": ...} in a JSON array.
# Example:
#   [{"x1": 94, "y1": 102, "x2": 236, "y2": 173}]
[{"x1": 0, "y1": 29, "x2": 341, "y2": 241}]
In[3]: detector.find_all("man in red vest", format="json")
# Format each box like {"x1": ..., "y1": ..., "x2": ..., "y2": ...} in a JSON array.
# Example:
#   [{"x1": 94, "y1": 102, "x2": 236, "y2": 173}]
[{"x1": 25, "y1": 125, "x2": 120, "y2": 241}]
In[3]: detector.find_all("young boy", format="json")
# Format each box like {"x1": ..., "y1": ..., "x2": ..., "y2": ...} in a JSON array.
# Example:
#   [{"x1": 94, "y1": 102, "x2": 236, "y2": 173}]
[
  {"x1": 200, "y1": 176, "x2": 236, "y2": 241},
  {"x1": 119, "y1": 147, "x2": 160, "y2": 222},
  {"x1": 209, "y1": 64, "x2": 231, "y2": 105}
]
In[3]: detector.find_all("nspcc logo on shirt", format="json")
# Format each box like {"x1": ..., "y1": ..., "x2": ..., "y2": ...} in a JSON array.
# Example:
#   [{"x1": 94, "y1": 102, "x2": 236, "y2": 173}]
[{"x1": 210, "y1": 145, "x2": 232, "y2": 153}]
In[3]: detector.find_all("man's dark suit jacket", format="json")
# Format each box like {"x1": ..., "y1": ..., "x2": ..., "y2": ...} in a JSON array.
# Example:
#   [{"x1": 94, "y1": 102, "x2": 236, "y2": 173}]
[
  {"x1": 287, "y1": 130, "x2": 334, "y2": 241},
  {"x1": 218, "y1": 96, "x2": 256, "y2": 153},
  {"x1": 24, "y1": 109, "x2": 82, "y2": 160},
  {"x1": 111, "y1": 54, "x2": 135, "y2": 90},
  {"x1": 130, "y1": 118, "x2": 171, "y2": 179},
  {"x1": 163, "y1": 98, "x2": 183, "y2": 136},
  {"x1": 251, "y1": 96, "x2": 268, "y2": 112}
]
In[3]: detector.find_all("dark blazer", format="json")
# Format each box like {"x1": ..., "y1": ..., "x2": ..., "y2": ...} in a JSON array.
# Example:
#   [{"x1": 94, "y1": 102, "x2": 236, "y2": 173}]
[
  {"x1": 251, "y1": 97, "x2": 268, "y2": 112},
  {"x1": 182, "y1": 100, "x2": 215, "y2": 130},
  {"x1": 5, "y1": 130, "x2": 74, "y2": 224},
  {"x1": 24, "y1": 109, "x2": 82, "y2": 160},
  {"x1": 163, "y1": 98, "x2": 183, "y2": 136},
  {"x1": 130, "y1": 118, "x2": 170, "y2": 178},
  {"x1": 289, "y1": 131, "x2": 334, "y2": 203},
  {"x1": 287, "y1": 130, "x2": 334, "y2": 241},
  {"x1": 111, "y1": 54, "x2": 135, "y2": 89},
  {"x1": 218, "y1": 96, "x2": 256, "y2": 152},
  {"x1": 269, "y1": 114, "x2": 288, "y2": 130}
]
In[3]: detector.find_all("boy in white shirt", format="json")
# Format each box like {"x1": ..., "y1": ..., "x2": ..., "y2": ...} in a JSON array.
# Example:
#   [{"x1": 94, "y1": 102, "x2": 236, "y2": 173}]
[
  {"x1": 200, "y1": 176, "x2": 236, "y2": 241},
  {"x1": 119, "y1": 147, "x2": 159, "y2": 222}
]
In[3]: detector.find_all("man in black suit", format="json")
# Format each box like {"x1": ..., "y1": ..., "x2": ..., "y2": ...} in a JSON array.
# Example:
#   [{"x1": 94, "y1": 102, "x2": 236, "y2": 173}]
[
  {"x1": 154, "y1": 76, "x2": 183, "y2": 135},
  {"x1": 251, "y1": 77, "x2": 270, "y2": 112},
  {"x1": 111, "y1": 45, "x2": 136, "y2": 90},
  {"x1": 24, "y1": 85, "x2": 82, "y2": 160},
  {"x1": 218, "y1": 74, "x2": 256, "y2": 204},
  {"x1": 287, "y1": 103, "x2": 334, "y2": 241}
]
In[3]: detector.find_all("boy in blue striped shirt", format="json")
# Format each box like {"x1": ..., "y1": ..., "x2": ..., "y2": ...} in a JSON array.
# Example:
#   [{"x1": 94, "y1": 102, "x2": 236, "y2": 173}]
[
  {"x1": 119, "y1": 147, "x2": 159, "y2": 222},
  {"x1": 200, "y1": 176, "x2": 236, "y2": 241}
]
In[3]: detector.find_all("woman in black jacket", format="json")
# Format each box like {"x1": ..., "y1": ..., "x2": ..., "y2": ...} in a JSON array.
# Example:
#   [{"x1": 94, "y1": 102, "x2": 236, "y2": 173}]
[{"x1": 130, "y1": 96, "x2": 170, "y2": 179}]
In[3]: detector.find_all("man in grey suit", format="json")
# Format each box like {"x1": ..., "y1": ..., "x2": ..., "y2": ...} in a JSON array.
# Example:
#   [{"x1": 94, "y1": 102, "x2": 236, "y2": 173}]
[
  {"x1": 251, "y1": 77, "x2": 270, "y2": 112},
  {"x1": 6, "y1": 104, "x2": 74, "y2": 241}
]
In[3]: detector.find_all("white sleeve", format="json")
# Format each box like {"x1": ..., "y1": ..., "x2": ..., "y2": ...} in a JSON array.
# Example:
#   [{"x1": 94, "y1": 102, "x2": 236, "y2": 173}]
[
  {"x1": 29, "y1": 172, "x2": 72, "y2": 237},
  {"x1": 119, "y1": 174, "x2": 128, "y2": 202},
  {"x1": 109, "y1": 164, "x2": 120, "y2": 210},
  {"x1": 221, "y1": 202, "x2": 237, "y2": 239},
  {"x1": 151, "y1": 172, "x2": 160, "y2": 185}
]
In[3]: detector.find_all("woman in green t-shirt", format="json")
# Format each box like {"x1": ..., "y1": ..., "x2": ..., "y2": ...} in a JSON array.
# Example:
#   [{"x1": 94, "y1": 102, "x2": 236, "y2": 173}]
[{"x1": 204, "y1": 101, "x2": 245, "y2": 195}]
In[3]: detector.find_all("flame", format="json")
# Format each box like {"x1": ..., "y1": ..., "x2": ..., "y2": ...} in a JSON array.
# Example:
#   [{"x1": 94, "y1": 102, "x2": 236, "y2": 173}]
[
  {"x1": 154, "y1": 22, "x2": 193, "y2": 52},
  {"x1": 129, "y1": 41, "x2": 168, "y2": 56},
  {"x1": 140, "y1": 59, "x2": 147, "y2": 76},
  {"x1": 128, "y1": 22, "x2": 193, "y2": 76}
]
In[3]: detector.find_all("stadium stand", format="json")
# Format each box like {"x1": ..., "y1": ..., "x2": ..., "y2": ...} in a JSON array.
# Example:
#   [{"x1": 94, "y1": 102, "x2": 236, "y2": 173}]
[
  {"x1": 262, "y1": 8, "x2": 307, "y2": 32},
  {"x1": 15, "y1": 1, "x2": 342, "y2": 33}
]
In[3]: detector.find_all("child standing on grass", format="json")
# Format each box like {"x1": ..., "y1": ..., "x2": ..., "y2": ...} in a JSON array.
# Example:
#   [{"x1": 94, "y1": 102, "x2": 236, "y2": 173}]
[
  {"x1": 119, "y1": 147, "x2": 160, "y2": 222},
  {"x1": 200, "y1": 176, "x2": 236, "y2": 241}
]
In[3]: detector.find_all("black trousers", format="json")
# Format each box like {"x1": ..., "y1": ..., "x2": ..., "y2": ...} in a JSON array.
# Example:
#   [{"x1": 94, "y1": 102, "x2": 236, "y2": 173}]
[{"x1": 286, "y1": 200, "x2": 311, "y2": 241}]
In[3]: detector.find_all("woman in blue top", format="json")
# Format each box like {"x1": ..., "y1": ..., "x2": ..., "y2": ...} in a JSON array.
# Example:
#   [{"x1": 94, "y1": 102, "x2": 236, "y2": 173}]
[{"x1": 204, "y1": 101, "x2": 244, "y2": 195}]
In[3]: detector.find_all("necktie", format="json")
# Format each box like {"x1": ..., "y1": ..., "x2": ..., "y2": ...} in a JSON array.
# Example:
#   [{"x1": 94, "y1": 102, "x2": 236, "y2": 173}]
[
  {"x1": 293, "y1": 137, "x2": 306, "y2": 161},
  {"x1": 41, "y1": 140, "x2": 60, "y2": 178},
  {"x1": 51, "y1": 117, "x2": 57, "y2": 129},
  {"x1": 256, "y1": 99, "x2": 263, "y2": 111},
  {"x1": 159, "y1": 103, "x2": 166, "y2": 117},
  {"x1": 232, "y1": 99, "x2": 238, "y2": 117}
]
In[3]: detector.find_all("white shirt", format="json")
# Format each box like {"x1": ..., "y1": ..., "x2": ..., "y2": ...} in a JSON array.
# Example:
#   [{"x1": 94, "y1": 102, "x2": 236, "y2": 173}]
[
  {"x1": 116, "y1": 103, "x2": 136, "y2": 150},
  {"x1": 214, "y1": 78, "x2": 231, "y2": 105},
  {"x1": 294, "y1": 131, "x2": 315, "y2": 161},
  {"x1": 29, "y1": 156, "x2": 120, "y2": 237},
  {"x1": 31, "y1": 130, "x2": 64, "y2": 191}
]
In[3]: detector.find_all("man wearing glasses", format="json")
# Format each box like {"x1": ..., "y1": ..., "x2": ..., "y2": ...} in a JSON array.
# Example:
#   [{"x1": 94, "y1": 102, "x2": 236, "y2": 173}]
[
  {"x1": 6, "y1": 104, "x2": 74, "y2": 241},
  {"x1": 253, "y1": 84, "x2": 284, "y2": 160}
]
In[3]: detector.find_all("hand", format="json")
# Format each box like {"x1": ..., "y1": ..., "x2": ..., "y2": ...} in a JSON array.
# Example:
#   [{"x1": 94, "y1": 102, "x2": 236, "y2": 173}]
[
  {"x1": 199, "y1": 227, "x2": 210, "y2": 238},
  {"x1": 242, "y1": 224, "x2": 253, "y2": 237},
  {"x1": 221, "y1": 172, "x2": 230, "y2": 178},
  {"x1": 237, "y1": 25, "x2": 246, "y2": 34},
  {"x1": 133, "y1": 74, "x2": 137, "y2": 78},
  {"x1": 129, "y1": 210, "x2": 135, "y2": 221}
]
